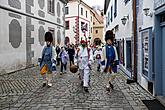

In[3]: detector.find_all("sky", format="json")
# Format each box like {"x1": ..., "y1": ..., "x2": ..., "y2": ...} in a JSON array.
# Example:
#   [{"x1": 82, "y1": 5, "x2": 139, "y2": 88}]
[{"x1": 82, "y1": 0, "x2": 104, "y2": 9}]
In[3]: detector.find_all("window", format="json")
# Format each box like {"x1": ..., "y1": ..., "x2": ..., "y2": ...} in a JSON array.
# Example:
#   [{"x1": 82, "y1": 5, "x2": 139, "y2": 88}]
[
  {"x1": 111, "y1": 6, "x2": 113, "y2": 22},
  {"x1": 160, "y1": 14, "x2": 165, "y2": 23},
  {"x1": 65, "y1": 21, "x2": 69, "y2": 30},
  {"x1": 65, "y1": 7, "x2": 69, "y2": 15},
  {"x1": 93, "y1": 22, "x2": 95, "y2": 25},
  {"x1": 108, "y1": 12, "x2": 110, "y2": 25},
  {"x1": 114, "y1": 0, "x2": 117, "y2": 18},
  {"x1": 81, "y1": 8, "x2": 83, "y2": 15},
  {"x1": 91, "y1": 27, "x2": 92, "y2": 33},
  {"x1": 86, "y1": 11, "x2": 88, "y2": 18},
  {"x1": 96, "y1": 30, "x2": 98, "y2": 34},
  {"x1": 48, "y1": 0, "x2": 55, "y2": 15},
  {"x1": 81, "y1": 22, "x2": 85, "y2": 30},
  {"x1": 91, "y1": 16, "x2": 92, "y2": 22}
]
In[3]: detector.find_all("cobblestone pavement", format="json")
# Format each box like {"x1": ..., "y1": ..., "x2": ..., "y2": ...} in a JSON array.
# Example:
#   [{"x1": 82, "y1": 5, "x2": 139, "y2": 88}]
[{"x1": 0, "y1": 65, "x2": 155, "y2": 110}]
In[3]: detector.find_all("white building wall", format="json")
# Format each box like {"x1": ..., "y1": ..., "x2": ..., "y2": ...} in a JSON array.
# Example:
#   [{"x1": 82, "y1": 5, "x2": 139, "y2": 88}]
[
  {"x1": 0, "y1": 0, "x2": 66, "y2": 74},
  {"x1": 79, "y1": 4, "x2": 91, "y2": 42},
  {"x1": 65, "y1": 17, "x2": 77, "y2": 44},
  {"x1": 65, "y1": 1, "x2": 92, "y2": 44},
  {"x1": 137, "y1": 0, "x2": 154, "y2": 92},
  {"x1": 105, "y1": 0, "x2": 133, "y2": 77},
  {"x1": 65, "y1": 1, "x2": 79, "y2": 44},
  {"x1": 65, "y1": 1, "x2": 79, "y2": 17}
]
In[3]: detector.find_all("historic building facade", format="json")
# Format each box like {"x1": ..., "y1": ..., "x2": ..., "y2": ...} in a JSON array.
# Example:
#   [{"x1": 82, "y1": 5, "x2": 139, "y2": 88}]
[
  {"x1": 104, "y1": 0, "x2": 165, "y2": 97},
  {"x1": 104, "y1": 0, "x2": 134, "y2": 78},
  {"x1": 0, "y1": 0, "x2": 67, "y2": 74},
  {"x1": 65, "y1": 0, "x2": 93, "y2": 45},
  {"x1": 92, "y1": 10, "x2": 104, "y2": 44}
]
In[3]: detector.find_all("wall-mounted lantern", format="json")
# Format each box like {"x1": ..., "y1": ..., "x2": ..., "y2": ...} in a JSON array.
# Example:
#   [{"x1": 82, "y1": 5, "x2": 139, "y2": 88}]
[
  {"x1": 143, "y1": 8, "x2": 153, "y2": 17},
  {"x1": 121, "y1": 15, "x2": 129, "y2": 25}
]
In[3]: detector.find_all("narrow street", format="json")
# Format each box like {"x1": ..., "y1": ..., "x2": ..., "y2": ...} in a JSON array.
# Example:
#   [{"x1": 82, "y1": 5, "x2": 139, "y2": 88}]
[{"x1": 0, "y1": 64, "x2": 154, "y2": 110}]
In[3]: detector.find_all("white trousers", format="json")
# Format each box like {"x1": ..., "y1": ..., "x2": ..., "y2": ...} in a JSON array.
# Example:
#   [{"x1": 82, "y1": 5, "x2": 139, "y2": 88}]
[
  {"x1": 102, "y1": 65, "x2": 116, "y2": 88},
  {"x1": 79, "y1": 69, "x2": 89, "y2": 87}
]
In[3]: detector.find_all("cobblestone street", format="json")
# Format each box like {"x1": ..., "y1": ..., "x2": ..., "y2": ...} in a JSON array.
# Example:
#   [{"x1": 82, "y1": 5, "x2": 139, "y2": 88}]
[{"x1": 0, "y1": 65, "x2": 155, "y2": 110}]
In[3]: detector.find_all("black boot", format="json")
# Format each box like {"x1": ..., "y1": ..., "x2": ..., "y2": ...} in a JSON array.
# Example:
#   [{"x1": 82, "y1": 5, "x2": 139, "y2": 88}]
[
  {"x1": 42, "y1": 83, "x2": 46, "y2": 87},
  {"x1": 109, "y1": 82, "x2": 114, "y2": 90},
  {"x1": 106, "y1": 87, "x2": 110, "y2": 92},
  {"x1": 84, "y1": 87, "x2": 89, "y2": 93},
  {"x1": 81, "y1": 81, "x2": 83, "y2": 86}
]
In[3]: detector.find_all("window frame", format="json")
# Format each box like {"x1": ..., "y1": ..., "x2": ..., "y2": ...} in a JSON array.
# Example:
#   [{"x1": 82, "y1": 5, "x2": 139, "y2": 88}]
[
  {"x1": 111, "y1": 6, "x2": 113, "y2": 22},
  {"x1": 47, "y1": 0, "x2": 55, "y2": 15},
  {"x1": 65, "y1": 21, "x2": 69, "y2": 30},
  {"x1": 81, "y1": 7, "x2": 83, "y2": 15},
  {"x1": 96, "y1": 30, "x2": 98, "y2": 34},
  {"x1": 114, "y1": 0, "x2": 117, "y2": 18},
  {"x1": 65, "y1": 7, "x2": 69, "y2": 15}
]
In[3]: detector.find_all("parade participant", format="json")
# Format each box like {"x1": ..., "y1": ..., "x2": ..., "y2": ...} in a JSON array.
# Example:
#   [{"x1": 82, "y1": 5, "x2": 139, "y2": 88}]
[
  {"x1": 74, "y1": 40, "x2": 93, "y2": 92},
  {"x1": 59, "y1": 47, "x2": 68, "y2": 75},
  {"x1": 68, "y1": 45, "x2": 75, "y2": 67},
  {"x1": 55, "y1": 45, "x2": 61, "y2": 66},
  {"x1": 94, "y1": 45, "x2": 102, "y2": 72},
  {"x1": 39, "y1": 32, "x2": 56, "y2": 87},
  {"x1": 101, "y1": 30, "x2": 119, "y2": 91}
]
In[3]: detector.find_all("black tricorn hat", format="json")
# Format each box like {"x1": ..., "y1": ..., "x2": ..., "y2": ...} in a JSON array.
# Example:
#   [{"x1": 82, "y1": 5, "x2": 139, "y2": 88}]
[
  {"x1": 45, "y1": 32, "x2": 53, "y2": 42},
  {"x1": 105, "y1": 30, "x2": 114, "y2": 41}
]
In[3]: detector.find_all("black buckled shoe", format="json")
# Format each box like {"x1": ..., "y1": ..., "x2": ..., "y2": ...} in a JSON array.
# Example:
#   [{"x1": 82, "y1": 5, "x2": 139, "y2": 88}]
[
  {"x1": 106, "y1": 87, "x2": 110, "y2": 92},
  {"x1": 42, "y1": 83, "x2": 46, "y2": 87},
  {"x1": 84, "y1": 87, "x2": 89, "y2": 93},
  {"x1": 81, "y1": 81, "x2": 83, "y2": 86}
]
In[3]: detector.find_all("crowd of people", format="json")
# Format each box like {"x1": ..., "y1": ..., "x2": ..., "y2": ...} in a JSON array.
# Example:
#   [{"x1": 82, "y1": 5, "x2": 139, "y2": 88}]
[{"x1": 38, "y1": 30, "x2": 119, "y2": 93}]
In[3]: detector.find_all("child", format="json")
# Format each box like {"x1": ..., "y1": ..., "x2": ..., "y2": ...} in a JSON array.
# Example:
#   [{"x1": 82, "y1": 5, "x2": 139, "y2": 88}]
[
  {"x1": 59, "y1": 47, "x2": 68, "y2": 74},
  {"x1": 39, "y1": 32, "x2": 56, "y2": 87},
  {"x1": 94, "y1": 46, "x2": 102, "y2": 72}
]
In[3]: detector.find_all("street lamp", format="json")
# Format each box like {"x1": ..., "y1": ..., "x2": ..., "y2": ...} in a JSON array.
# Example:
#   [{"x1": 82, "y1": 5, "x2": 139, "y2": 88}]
[
  {"x1": 121, "y1": 15, "x2": 129, "y2": 25},
  {"x1": 143, "y1": 8, "x2": 153, "y2": 17}
]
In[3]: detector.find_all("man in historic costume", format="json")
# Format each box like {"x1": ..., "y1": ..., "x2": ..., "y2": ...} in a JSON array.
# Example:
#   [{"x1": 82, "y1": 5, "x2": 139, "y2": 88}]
[
  {"x1": 101, "y1": 30, "x2": 119, "y2": 91},
  {"x1": 74, "y1": 40, "x2": 93, "y2": 92},
  {"x1": 39, "y1": 32, "x2": 57, "y2": 87}
]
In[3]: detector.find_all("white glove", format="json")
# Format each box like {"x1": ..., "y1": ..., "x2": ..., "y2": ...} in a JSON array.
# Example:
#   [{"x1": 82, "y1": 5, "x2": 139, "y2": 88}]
[
  {"x1": 52, "y1": 63, "x2": 56, "y2": 66},
  {"x1": 89, "y1": 60, "x2": 92, "y2": 65}
]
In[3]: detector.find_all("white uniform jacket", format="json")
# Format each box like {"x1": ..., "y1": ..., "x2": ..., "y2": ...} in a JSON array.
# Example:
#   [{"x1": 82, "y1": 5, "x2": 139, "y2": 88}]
[{"x1": 75, "y1": 46, "x2": 93, "y2": 70}]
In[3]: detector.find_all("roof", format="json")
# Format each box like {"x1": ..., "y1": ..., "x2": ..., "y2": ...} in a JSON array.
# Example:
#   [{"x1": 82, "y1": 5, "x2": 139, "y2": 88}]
[{"x1": 91, "y1": 10, "x2": 104, "y2": 24}]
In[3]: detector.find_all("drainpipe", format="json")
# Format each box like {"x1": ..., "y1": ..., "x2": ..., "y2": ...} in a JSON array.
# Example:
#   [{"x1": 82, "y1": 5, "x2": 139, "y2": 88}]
[
  {"x1": 133, "y1": 0, "x2": 137, "y2": 82},
  {"x1": 127, "y1": 0, "x2": 137, "y2": 84},
  {"x1": 77, "y1": 0, "x2": 81, "y2": 45}
]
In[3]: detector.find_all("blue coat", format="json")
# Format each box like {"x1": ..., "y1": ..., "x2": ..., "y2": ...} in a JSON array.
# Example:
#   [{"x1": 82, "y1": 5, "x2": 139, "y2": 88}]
[
  {"x1": 40, "y1": 46, "x2": 56, "y2": 72},
  {"x1": 101, "y1": 45, "x2": 119, "y2": 73}
]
